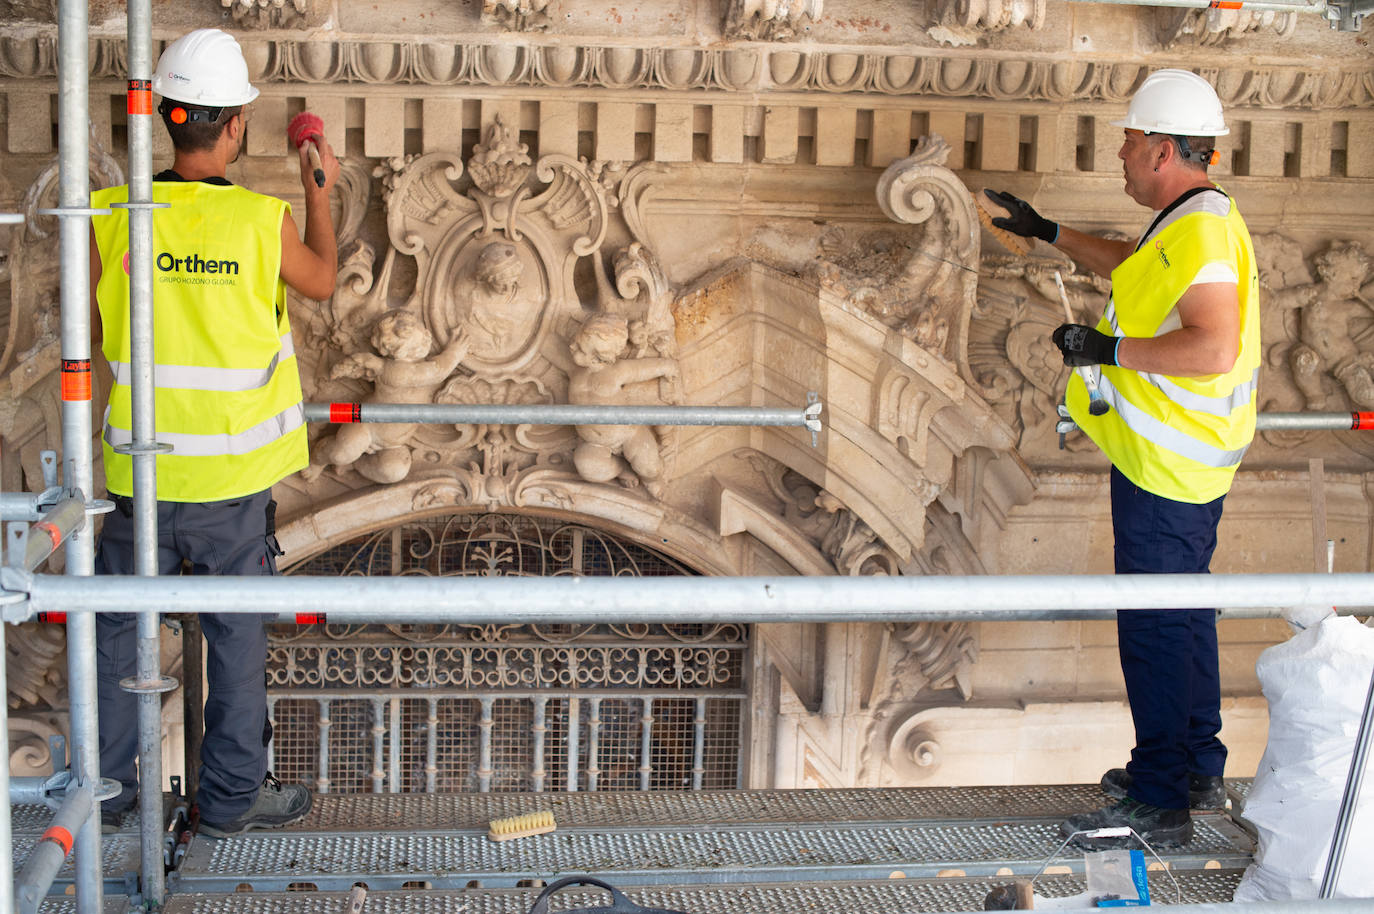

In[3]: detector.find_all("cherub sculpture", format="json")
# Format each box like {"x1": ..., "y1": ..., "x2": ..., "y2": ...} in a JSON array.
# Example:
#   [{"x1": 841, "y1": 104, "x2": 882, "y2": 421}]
[
  {"x1": 302, "y1": 311, "x2": 469, "y2": 484},
  {"x1": 567, "y1": 312, "x2": 679, "y2": 497},
  {"x1": 1280, "y1": 241, "x2": 1374, "y2": 410}
]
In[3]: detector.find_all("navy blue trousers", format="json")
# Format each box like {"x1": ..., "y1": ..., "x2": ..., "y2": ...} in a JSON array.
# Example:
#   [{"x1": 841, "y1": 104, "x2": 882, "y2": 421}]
[
  {"x1": 1111, "y1": 466, "x2": 1228, "y2": 810},
  {"x1": 95, "y1": 489, "x2": 281, "y2": 823}
]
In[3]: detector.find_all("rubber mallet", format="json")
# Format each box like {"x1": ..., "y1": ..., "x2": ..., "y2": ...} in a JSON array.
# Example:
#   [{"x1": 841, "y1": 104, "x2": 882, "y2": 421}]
[{"x1": 287, "y1": 111, "x2": 326, "y2": 188}]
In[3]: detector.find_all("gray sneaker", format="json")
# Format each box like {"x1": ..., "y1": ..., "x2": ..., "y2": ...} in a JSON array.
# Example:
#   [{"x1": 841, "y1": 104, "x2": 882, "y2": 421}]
[
  {"x1": 1100, "y1": 767, "x2": 1226, "y2": 809},
  {"x1": 198, "y1": 773, "x2": 312, "y2": 839}
]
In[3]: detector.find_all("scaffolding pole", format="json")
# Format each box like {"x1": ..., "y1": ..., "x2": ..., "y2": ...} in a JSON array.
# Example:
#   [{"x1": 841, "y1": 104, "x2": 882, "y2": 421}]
[
  {"x1": 0, "y1": 211, "x2": 21, "y2": 914},
  {"x1": 304, "y1": 401, "x2": 825, "y2": 429},
  {"x1": 117, "y1": 0, "x2": 172, "y2": 903},
  {"x1": 1257, "y1": 411, "x2": 1374, "y2": 431},
  {"x1": 12, "y1": 781, "x2": 93, "y2": 914},
  {"x1": 1320, "y1": 663, "x2": 1374, "y2": 897},
  {"x1": 50, "y1": 0, "x2": 104, "y2": 910},
  {"x1": 8, "y1": 570, "x2": 1373, "y2": 622}
]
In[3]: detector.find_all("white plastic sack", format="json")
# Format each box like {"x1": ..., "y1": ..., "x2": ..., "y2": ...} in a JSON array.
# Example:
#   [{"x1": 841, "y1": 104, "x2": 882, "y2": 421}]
[{"x1": 1234, "y1": 615, "x2": 1374, "y2": 901}]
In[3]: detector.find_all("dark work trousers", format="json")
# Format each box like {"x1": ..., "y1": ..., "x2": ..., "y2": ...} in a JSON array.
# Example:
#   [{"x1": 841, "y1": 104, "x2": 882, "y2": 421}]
[
  {"x1": 1111, "y1": 466, "x2": 1228, "y2": 811},
  {"x1": 95, "y1": 488, "x2": 281, "y2": 823}
]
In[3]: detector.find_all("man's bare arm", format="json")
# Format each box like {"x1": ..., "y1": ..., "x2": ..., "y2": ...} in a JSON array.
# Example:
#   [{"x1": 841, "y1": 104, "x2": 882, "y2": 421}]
[
  {"x1": 1116, "y1": 282, "x2": 1240, "y2": 377},
  {"x1": 279, "y1": 135, "x2": 340, "y2": 301},
  {"x1": 1052, "y1": 227, "x2": 1134, "y2": 280}
]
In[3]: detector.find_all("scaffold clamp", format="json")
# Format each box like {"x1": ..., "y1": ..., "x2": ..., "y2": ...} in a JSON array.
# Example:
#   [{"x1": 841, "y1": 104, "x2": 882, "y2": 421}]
[{"x1": 806, "y1": 392, "x2": 823, "y2": 447}]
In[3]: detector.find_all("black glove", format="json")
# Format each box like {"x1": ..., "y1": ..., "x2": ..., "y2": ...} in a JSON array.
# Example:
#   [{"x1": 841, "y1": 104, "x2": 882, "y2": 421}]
[
  {"x1": 1053, "y1": 323, "x2": 1119, "y2": 367},
  {"x1": 984, "y1": 189, "x2": 1059, "y2": 244}
]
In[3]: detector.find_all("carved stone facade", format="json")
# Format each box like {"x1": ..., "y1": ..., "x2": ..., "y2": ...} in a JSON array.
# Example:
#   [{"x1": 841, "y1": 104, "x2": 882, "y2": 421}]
[{"x1": 3, "y1": 1, "x2": 1372, "y2": 790}]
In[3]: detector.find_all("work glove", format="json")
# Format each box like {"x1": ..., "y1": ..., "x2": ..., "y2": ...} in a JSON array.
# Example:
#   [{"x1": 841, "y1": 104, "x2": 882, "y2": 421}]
[
  {"x1": 983, "y1": 189, "x2": 1059, "y2": 244},
  {"x1": 1053, "y1": 323, "x2": 1120, "y2": 367}
]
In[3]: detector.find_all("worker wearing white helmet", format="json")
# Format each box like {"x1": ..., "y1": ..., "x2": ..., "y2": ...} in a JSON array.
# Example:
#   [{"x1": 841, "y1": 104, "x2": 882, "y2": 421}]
[
  {"x1": 986, "y1": 69, "x2": 1260, "y2": 849},
  {"x1": 89, "y1": 28, "x2": 339, "y2": 839}
]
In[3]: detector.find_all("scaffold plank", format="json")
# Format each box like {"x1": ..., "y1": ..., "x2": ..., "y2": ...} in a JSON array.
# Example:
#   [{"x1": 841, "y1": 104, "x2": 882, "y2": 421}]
[
  {"x1": 161, "y1": 871, "x2": 1246, "y2": 913},
  {"x1": 169, "y1": 788, "x2": 1255, "y2": 894}
]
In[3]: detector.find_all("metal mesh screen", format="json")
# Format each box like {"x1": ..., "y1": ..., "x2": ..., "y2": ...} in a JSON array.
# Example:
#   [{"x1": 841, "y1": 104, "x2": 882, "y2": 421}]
[
  {"x1": 268, "y1": 699, "x2": 319, "y2": 789},
  {"x1": 269, "y1": 513, "x2": 748, "y2": 794}
]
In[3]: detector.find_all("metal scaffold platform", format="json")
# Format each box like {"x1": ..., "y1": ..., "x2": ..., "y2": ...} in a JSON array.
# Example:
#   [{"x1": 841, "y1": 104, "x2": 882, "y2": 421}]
[{"x1": 15, "y1": 785, "x2": 1256, "y2": 912}]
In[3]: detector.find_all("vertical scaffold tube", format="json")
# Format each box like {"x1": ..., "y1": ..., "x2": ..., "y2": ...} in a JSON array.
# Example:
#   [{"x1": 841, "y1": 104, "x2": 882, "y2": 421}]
[
  {"x1": 124, "y1": 1, "x2": 167, "y2": 903},
  {"x1": 56, "y1": 0, "x2": 104, "y2": 911},
  {"x1": 1320, "y1": 666, "x2": 1374, "y2": 897},
  {"x1": 1, "y1": 618, "x2": 12, "y2": 914}
]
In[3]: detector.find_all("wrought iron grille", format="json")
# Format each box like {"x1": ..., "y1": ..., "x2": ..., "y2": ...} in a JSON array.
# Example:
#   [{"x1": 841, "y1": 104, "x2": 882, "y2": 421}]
[{"x1": 269, "y1": 512, "x2": 748, "y2": 793}]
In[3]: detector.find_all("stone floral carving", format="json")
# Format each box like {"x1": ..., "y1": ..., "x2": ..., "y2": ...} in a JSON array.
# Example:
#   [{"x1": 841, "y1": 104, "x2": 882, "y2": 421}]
[
  {"x1": 303, "y1": 315, "x2": 471, "y2": 484},
  {"x1": 220, "y1": 0, "x2": 314, "y2": 29},
  {"x1": 935, "y1": 0, "x2": 1045, "y2": 33},
  {"x1": 723, "y1": 0, "x2": 821, "y2": 41},
  {"x1": 483, "y1": 0, "x2": 552, "y2": 31},
  {"x1": 568, "y1": 312, "x2": 679, "y2": 496},
  {"x1": 1155, "y1": 6, "x2": 1298, "y2": 47}
]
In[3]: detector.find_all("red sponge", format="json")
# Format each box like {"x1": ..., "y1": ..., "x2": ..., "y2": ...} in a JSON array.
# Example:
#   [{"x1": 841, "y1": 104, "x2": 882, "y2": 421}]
[{"x1": 287, "y1": 111, "x2": 324, "y2": 149}]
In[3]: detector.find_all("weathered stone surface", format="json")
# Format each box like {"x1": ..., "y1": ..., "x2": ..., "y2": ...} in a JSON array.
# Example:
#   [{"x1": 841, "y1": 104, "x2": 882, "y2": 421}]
[{"x1": 4, "y1": 0, "x2": 1372, "y2": 793}]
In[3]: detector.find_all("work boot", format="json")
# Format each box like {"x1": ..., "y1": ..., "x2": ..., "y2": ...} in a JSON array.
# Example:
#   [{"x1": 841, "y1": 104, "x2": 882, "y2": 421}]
[
  {"x1": 1060, "y1": 797, "x2": 1193, "y2": 849},
  {"x1": 198, "y1": 773, "x2": 312, "y2": 839},
  {"x1": 101, "y1": 801, "x2": 132, "y2": 834},
  {"x1": 1100, "y1": 768, "x2": 1227, "y2": 809}
]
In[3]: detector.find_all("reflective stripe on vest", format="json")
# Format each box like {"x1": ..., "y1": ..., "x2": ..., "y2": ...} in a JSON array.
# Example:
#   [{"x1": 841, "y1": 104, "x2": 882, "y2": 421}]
[
  {"x1": 1096, "y1": 374, "x2": 1250, "y2": 468},
  {"x1": 1106, "y1": 294, "x2": 1257, "y2": 419},
  {"x1": 108, "y1": 333, "x2": 295, "y2": 392},
  {"x1": 1139, "y1": 366, "x2": 1259, "y2": 418},
  {"x1": 104, "y1": 402, "x2": 305, "y2": 458}
]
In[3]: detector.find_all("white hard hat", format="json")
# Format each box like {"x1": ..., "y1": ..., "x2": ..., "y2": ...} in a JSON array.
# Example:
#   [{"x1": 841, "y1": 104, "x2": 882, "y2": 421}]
[
  {"x1": 153, "y1": 29, "x2": 259, "y2": 108},
  {"x1": 1111, "y1": 68, "x2": 1228, "y2": 137}
]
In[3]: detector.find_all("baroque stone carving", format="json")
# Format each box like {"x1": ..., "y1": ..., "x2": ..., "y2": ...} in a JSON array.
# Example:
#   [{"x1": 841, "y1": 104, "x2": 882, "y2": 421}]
[
  {"x1": 1256, "y1": 233, "x2": 1374, "y2": 454},
  {"x1": 855, "y1": 502, "x2": 984, "y2": 782},
  {"x1": 2, "y1": 135, "x2": 123, "y2": 506},
  {"x1": 749, "y1": 457, "x2": 903, "y2": 576},
  {"x1": 966, "y1": 255, "x2": 1108, "y2": 451},
  {"x1": 301, "y1": 116, "x2": 680, "y2": 506},
  {"x1": 867, "y1": 136, "x2": 980, "y2": 385},
  {"x1": 6, "y1": 621, "x2": 65, "y2": 709},
  {"x1": 483, "y1": 0, "x2": 552, "y2": 31},
  {"x1": 568, "y1": 312, "x2": 679, "y2": 496},
  {"x1": 722, "y1": 0, "x2": 822, "y2": 41}
]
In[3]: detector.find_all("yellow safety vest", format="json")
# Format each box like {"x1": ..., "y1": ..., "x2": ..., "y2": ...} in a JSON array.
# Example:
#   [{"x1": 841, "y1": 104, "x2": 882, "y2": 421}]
[
  {"x1": 91, "y1": 180, "x2": 307, "y2": 502},
  {"x1": 1066, "y1": 193, "x2": 1260, "y2": 504}
]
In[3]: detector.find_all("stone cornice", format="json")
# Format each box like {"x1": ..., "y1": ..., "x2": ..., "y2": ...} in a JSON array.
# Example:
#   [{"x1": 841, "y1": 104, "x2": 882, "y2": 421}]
[{"x1": 1, "y1": 35, "x2": 1370, "y2": 109}]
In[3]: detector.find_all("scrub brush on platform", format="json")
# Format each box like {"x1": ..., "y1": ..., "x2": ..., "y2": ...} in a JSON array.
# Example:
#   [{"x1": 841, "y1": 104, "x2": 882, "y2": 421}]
[{"x1": 488, "y1": 810, "x2": 557, "y2": 842}]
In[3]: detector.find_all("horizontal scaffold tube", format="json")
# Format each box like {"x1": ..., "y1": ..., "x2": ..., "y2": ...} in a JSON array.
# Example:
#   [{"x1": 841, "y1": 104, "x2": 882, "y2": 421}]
[
  {"x1": 305, "y1": 401, "x2": 823, "y2": 430},
  {"x1": 1067, "y1": 0, "x2": 1326, "y2": 11},
  {"x1": 931, "y1": 903, "x2": 1374, "y2": 914},
  {"x1": 14, "y1": 572, "x2": 1374, "y2": 623},
  {"x1": 1257, "y1": 411, "x2": 1374, "y2": 431}
]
